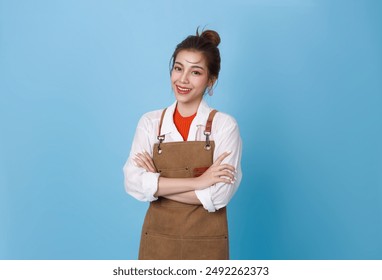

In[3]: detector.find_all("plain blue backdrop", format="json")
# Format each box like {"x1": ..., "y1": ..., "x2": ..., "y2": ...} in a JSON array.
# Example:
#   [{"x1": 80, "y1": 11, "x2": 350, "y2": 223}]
[{"x1": 1, "y1": 0, "x2": 381, "y2": 259}]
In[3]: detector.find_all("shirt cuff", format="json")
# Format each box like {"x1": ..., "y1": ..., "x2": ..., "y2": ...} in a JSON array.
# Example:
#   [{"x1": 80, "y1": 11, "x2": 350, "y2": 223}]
[
  {"x1": 195, "y1": 188, "x2": 216, "y2": 212},
  {"x1": 141, "y1": 172, "x2": 160, "y2": 201}
]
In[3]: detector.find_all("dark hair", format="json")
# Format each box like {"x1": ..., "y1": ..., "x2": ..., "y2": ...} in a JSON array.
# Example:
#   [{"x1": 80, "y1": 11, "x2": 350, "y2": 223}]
[{"x1": 170, "y1": 28, "x2": 221, "y2": 81}]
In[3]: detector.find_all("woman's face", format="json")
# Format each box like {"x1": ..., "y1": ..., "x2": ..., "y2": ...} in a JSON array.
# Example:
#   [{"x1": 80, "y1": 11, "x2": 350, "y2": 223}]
[{"x1": 171, "y1": 50, "x2": 212, "y2": 109}]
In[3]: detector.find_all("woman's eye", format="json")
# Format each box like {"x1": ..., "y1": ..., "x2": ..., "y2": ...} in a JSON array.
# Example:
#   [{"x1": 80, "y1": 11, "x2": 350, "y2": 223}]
[
  {"x1": 192, "y1": 71, "x2": 201, "y2": 75},
  {"x1": 174, "y1": 66, "x2": 182, "y2": 72}
]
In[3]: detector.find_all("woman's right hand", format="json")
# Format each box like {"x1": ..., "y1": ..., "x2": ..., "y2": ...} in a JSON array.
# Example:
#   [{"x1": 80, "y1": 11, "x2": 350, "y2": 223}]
[{"x1": 193, "y1": 151, "x2": 236, "y2": 190}]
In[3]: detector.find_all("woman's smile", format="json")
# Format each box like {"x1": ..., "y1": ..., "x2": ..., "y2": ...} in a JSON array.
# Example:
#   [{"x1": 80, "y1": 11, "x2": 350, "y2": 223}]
[{"x1": 176, "y1": 85, "x2": 192, "y2": 94}]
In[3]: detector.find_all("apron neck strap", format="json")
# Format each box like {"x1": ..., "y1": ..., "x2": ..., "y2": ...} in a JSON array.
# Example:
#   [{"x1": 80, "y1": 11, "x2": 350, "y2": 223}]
[
  {"x1": 205, "y1": 110, "x2": 218, "y2": 134},
  {"x1": 204, "y1": 109, "x2": 218, "y2": 150},
  {"x1": 158, "y1": 108, "x2": 167, "y2": 137}
]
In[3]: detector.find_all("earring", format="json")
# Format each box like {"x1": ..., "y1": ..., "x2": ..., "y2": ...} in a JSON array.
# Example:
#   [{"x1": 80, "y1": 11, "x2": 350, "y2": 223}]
[{"x1": 208, "y1": 87, "x2": 214, "y2": 96}]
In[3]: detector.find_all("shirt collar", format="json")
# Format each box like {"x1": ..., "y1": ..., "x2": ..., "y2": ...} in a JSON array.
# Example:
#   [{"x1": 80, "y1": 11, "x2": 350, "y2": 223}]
[{"x1": 160, "y1": 99, "x2": 212, "y2": 136}]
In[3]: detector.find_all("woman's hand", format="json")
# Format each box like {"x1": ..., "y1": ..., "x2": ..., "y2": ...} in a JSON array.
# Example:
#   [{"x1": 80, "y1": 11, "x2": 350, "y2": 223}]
[
  {"x1": 133, "y1": 151, "x2": 156, "y2": 173},
  {"x1": 193, "y1": 151, "x2": 236, "y2": 190}
]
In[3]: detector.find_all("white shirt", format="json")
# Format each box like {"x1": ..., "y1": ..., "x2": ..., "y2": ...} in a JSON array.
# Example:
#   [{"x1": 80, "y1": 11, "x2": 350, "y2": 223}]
[{"x1": 123, "y1": 99, "x2": 242, "y2": 212}]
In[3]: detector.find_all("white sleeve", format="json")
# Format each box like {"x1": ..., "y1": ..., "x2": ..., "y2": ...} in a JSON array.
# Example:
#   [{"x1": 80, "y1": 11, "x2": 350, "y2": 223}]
[
  {"x1": 123, "y1": 115, "x2": 160, "y2": 202},
  {"x1": 195, "y1": 115, "x2": 243, "y2": 212}
]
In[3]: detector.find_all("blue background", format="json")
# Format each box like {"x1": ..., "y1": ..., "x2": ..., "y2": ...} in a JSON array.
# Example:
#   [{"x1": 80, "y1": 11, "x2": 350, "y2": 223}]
[{"x1": 1, "y1": 0, "x2": 381, "y2": 259}]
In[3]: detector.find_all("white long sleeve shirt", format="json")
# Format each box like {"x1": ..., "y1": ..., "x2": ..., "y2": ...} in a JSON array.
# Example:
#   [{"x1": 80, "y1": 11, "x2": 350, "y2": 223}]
[{"x1": 123, "y1": 100, "x2": 242, "y2": 212}]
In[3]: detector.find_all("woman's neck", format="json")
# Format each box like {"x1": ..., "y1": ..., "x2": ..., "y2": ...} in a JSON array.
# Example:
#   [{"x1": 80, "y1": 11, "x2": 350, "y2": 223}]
[{"x1": 176, "y1": 100, "x2": 201, "y2": 117}]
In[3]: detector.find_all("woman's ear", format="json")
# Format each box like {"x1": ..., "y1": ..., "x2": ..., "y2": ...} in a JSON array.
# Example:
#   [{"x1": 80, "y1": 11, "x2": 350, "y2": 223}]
[
  {"x1": 209, "y1": 77, "x2": 217, "y2": 88},
  {"x1": 207, "y1": 77, "x2": 217, "y2": 96}
]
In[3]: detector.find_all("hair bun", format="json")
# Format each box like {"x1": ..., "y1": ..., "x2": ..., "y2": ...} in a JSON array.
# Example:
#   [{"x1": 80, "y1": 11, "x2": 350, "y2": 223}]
[{"x1": 199, "y1": 29, "x2": 221, "y2": 47}]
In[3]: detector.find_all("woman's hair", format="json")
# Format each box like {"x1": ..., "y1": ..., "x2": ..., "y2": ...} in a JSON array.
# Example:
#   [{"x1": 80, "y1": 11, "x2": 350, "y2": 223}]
[{"x1": 170, "y1": 28, "x2": 221, "y2": 81}]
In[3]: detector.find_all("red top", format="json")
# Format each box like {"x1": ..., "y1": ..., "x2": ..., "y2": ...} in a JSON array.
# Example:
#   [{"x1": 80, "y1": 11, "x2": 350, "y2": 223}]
[{"x1": 173, "y1": 107, "x2": 197, "y2": 141}]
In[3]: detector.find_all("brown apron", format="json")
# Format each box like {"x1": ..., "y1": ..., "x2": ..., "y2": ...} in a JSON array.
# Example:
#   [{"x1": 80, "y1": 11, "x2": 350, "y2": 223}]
[{"x1": 138, "y1": 109, "x2": 229, "y2": 260}]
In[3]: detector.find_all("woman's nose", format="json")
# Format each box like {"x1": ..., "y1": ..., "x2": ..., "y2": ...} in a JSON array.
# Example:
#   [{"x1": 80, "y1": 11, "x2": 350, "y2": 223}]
[{"x1": 180, "y1": 72, "x2": 189, "y2": 84}]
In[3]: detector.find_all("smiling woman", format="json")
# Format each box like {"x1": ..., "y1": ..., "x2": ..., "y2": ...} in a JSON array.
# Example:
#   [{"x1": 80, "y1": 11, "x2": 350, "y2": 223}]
[{"x1": 123, "y1": 28, "x2": 243, "y2": 260}]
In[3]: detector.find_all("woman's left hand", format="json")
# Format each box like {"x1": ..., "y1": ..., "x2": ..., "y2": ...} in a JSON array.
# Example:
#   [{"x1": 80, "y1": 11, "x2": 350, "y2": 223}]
[{"x1": 133, "y1": 151, "x2": 157, "y2": 173}]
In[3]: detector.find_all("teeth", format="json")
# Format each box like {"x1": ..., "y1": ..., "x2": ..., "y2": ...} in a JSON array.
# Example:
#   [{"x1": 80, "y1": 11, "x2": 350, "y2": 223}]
[{"x1": 177, "y1": 86, "x2": 191, "y2": 92}]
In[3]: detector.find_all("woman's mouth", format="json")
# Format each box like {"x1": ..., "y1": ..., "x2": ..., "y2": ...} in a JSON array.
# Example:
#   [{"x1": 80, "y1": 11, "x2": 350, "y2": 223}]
[{"x1": 176, "y1": 85, "x2": 192, "y2": 94}]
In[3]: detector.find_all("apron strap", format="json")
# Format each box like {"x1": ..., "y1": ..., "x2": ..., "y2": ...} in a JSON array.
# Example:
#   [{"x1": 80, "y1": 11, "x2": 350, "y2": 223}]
[
  {"x1": 157, "y1": 108, "x2": 167, "y2": 137},
  {"x1": 205, "y1": 109, "x2": 218, "y2": 134},
  {"x1": 156, "y1": 108, "x2": 167, "y2": 154},
  {"x1": 204, "y1": 109, "x2": 218, "y2": 151}
]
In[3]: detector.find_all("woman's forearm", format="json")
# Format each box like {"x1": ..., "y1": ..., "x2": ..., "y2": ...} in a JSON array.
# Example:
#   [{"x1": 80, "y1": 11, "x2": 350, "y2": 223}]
[
  {"x1": 163, "y1": 191, "x2": 201, "y2": 205},
  {"x1": 137, "y1": 151, "x2": 235, "y2": 198},
  {"x1": 155, "y1": 177, "x2": 197, "y2": 197}
]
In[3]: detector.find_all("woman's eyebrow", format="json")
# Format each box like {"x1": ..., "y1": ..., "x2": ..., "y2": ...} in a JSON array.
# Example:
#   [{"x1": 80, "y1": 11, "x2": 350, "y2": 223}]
[
  {"x1": 186, "y1": 59, "x2": 205, "y2": 69},
  {"x1": 191, "y1": 65, "x2": 205, "y2": 70},
  {"x1": 175, "y1": 61, "x2": 205, "y2": 70}
]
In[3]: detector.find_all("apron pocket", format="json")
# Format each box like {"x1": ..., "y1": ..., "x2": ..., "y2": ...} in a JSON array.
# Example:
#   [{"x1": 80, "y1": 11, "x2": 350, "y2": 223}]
[
  {"x1": 181, "y1": 235, "x2": 229, "y2": 260},
  {"x1": 140, "y1": 232, "x2": 228, "y2": 260},
  {"x1": 140, "y1": 232, "x2": 181, "y2": 260}
]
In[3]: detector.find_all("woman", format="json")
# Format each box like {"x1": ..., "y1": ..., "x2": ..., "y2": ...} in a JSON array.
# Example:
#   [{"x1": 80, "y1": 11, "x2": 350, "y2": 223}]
[{"x1": 123, "y1": 28, "x2": 242, "y2": 260}]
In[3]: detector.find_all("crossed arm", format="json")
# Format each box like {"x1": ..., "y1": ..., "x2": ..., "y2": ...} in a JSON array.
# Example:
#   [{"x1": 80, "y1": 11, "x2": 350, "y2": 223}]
[{"x1": 133, "y1": 151, "x2": 236, "y2": 204}]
